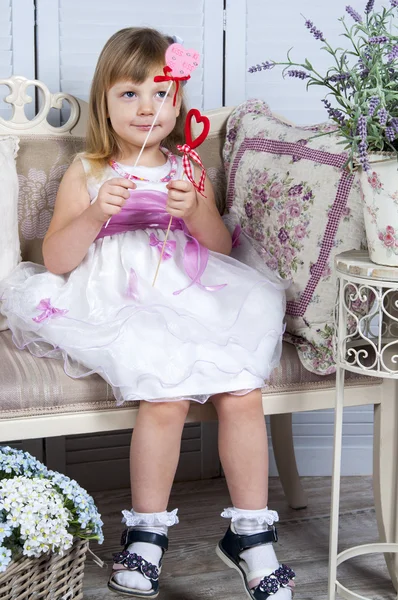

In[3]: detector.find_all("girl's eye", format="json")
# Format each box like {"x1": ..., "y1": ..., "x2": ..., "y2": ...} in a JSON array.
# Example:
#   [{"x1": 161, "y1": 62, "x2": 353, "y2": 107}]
[
  {"x1": 156, "y1": 91, "x2": 167, "y2": 99},
  {"x1": 123, "y1": 91, "x2": 136, "y2": 98}
]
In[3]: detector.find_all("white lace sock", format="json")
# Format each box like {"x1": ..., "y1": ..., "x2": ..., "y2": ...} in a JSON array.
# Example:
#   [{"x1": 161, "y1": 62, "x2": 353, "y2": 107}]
[
  {"x1": 113, "y1": 509, "x2": 179, "y2": 592},
  {"x1": 222, "y1": 507, "x2": 292, "y2": 599}
]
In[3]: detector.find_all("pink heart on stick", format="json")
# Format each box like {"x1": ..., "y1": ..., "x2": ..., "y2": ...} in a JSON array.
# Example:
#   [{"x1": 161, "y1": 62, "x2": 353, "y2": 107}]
[{"x1": 165, "y1": 43, "x2": 200, "y2": 78}]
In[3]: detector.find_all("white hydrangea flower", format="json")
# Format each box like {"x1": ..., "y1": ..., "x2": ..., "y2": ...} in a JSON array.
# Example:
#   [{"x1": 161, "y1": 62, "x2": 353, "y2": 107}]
[
  {"x1": 0, "y1": 522, "x2": 12, "y2": 542},
  {"x1": 0, "y1": 445, "x2": 104, "y2": 566},
  {"x1": 0, "y1": 546, "x2": 12, "y2": 572},
  {"x1": 0, "y1": 477, "x2": 73, "y2": 560}
]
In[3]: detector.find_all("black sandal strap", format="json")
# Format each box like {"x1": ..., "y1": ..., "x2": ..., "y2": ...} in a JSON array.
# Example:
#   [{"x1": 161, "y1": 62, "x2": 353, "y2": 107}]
[
  {"x1": 121, "y1": 529, "x2": 169, "y2": 551},
  {"x1": 221, "y1": 526, "x2": 278, "y2": 559}
]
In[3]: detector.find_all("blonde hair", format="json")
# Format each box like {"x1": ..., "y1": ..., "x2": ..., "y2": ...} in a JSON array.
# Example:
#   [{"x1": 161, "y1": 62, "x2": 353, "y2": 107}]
[{"x1": 84, "y1": 28, "x2": 187, "y2": 172}]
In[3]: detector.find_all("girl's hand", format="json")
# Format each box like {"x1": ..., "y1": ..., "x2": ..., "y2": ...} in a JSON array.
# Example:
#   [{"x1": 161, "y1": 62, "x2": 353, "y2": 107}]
[
  {"x1": 89, "y1": 177, "x2": 136, "y2": 223},
  {"x1": 166, "y1": 179, "x2": 198, "y2": 219}
]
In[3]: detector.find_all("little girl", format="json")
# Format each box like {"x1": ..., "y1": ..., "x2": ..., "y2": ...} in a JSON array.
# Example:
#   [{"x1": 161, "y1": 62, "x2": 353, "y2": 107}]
[{"x1": 0, "y1": 28, "x2": 295, "y2": 599}]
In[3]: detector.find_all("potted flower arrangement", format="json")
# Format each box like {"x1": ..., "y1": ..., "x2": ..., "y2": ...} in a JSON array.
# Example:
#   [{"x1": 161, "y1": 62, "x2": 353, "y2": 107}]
[
  {"x1": 0, "y1": 446, "x2": 103, "y2": 599},
  {"x1": 249, "y1": 0, "x2": 398, "y2": 266}
]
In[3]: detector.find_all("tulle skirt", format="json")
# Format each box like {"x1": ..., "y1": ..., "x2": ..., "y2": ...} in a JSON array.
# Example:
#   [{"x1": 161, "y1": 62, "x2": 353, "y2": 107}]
[{"x1": 0, "y1": 223, "x2": 287, "y2": 404}]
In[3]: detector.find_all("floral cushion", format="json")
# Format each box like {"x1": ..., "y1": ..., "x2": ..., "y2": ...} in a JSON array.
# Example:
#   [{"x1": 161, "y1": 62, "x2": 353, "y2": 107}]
[
  {"x1": 223, "y1": 100, "x2": 367, "y2": 375},
  {"x1": 0, "y1": 135, "x2": 20, "y2": 331},
  {"x1": 17, "y1": 136, "x2": 85, "y2": 264}
]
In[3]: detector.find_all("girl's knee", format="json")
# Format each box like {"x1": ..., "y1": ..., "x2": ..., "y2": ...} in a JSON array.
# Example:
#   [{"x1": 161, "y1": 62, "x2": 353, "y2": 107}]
[
  {"x1": 212, "y1": 389, "x2": 263, "y2": 417},
  {"x1": 139, "y1": 399, "x2": 191, "y2": 426}
]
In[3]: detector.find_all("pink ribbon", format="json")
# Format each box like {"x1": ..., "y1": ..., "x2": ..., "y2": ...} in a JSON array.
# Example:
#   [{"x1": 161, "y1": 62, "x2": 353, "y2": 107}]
[
  {"x1": 32, "y1": 298, "x2": 68, "y2": 323},
  {"x1": 173, "y1": 232, "x2": 227, "y2": 295},
  {"x1": 126, "y1": 268, "x2": 139, "y2": 300},
  {"x1": 149, "y1": 233, "x2": 176, "y2": 260},
  {"x1": 96, "y1": 190, "x2": 227, "y2": 295},
  {"x1": 232, "y1": 224, "x2": 242, "y2": 248}
]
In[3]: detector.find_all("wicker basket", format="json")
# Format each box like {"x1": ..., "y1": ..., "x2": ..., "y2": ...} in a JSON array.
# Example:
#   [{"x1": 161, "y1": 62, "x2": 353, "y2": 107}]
[{"x1": 0, "y1": 538, "x2": 89, "y2": 600}]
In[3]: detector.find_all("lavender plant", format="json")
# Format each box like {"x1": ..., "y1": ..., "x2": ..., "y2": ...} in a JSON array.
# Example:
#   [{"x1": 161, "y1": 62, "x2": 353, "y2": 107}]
[{"x1": 249, "y1": 1, "x2": 398, "y2": 170}]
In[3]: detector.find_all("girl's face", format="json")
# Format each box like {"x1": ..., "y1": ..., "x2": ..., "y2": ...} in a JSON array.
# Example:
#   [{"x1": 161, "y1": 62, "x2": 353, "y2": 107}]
[{"x1": 107, "y1": 68, "x2": 181, "y2": 153}]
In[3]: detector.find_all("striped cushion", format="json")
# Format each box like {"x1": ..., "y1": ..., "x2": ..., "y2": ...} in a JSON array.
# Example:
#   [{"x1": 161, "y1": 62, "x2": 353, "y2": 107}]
[{"x1": 0, "y1": 331, "x2": 378, "y2": 420}]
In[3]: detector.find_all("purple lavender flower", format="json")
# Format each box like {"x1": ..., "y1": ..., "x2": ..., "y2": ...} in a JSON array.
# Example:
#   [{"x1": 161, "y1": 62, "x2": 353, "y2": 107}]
[
  {"x1": 304, "y1": 19, "x2": 325, "y2": 42},
  {"x1": 365, "y1": 0, "x2": 375, "y2": 13},
  {"x1": 328, "y1": 72, "x2": 351, "y2": 83},
  {"x1": 358, "y1": 47, "x2": 372, "y2": 77},
  {"x1": 363, "y1": 47, "x2": 372, "y2": 61},
  {"x1": 368, "y1": 96, "x2": 380, "y2": 116},
  {"x1": 378, "y1": 108, "x2": 389, "y2": 126},
  {"x1": 357, "y1": 115, "x2": 368, "y2": 140},
  {"x1": 391, "y1": 0, "x2": 398, "y2": 7},
  {"x1": 369, "y1": 36, "x2": 389, "y2": 44},
  {"x1": 248, "y1": 61, "x2": 275, "y2": 73},
  {"x1": 387, "y1": 45, "x2": 398, "y2": 62},
  {"x1": 345, "y1": 6, "x2": 362, "y2": 21},
  {"x1": 322, "y1": 98, "x2": 332, "y2": 113},
  {"x1": 358, "y1": 141, "x2": 370, "y2": 171},
  {"x1": 358, "y1": 60, "x2": 370, "y2": 78},
  {"x1": 386, "y1": 126, "x2": 396, "y2": 141},
  {"x1": 390, "y1": 118, "x2": 398, "y2": 133},
  {"x1": 288, "y1": 69, "x2": 310, "y2": 79},
  {"x1": 322, "y1": 99, "x2": 347, "y2": 125}
]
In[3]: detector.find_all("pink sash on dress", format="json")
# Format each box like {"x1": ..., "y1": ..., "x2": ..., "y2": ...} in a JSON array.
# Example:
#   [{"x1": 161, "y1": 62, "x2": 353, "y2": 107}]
[{"x1": 96, "y1": 190, "x2": 226, "y2": 295}]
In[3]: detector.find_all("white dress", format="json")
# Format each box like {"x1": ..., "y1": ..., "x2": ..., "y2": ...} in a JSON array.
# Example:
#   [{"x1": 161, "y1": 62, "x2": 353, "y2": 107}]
[{"x1": 0, "y1": 152, "x2": 288, "y2": 404}]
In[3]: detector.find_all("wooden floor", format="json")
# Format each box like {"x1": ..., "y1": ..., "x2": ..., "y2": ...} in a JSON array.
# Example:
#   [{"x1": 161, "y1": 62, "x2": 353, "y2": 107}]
[{"x1": 84, "y1": 476, "x2": 396, "y2": 599}]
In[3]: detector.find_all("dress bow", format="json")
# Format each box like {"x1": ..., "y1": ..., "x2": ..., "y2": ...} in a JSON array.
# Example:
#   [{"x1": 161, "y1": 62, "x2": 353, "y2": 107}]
[
  {"x1": 33, "y1": 298, "x2": 68, "y2": 323},
  {"x1": 149, "y1": 233, "x2": 177, "y2": 260}
]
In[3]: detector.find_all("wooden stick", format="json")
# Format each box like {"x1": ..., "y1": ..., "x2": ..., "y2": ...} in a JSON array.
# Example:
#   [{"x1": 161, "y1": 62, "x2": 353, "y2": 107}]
[
  {"x1": 152, "y1": 214, "x2": 173, "y2": 287},
  {"x1": 105, "y1": 80, "x2": 173, "y2": 229},
  {"x1": 152, "y1": 171, "x2": 187, "y2": 288}
]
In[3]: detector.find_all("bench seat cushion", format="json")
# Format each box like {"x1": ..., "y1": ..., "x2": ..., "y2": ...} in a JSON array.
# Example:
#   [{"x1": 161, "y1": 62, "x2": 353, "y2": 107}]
[{"x1": 0, "y1": 331, "x2": 380, "y2": 420}]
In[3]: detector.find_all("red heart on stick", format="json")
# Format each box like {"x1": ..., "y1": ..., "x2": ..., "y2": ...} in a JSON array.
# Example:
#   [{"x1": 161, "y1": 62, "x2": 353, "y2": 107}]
[{"x1": 184, "y1": 108, "x2": 210, "y2": 149}]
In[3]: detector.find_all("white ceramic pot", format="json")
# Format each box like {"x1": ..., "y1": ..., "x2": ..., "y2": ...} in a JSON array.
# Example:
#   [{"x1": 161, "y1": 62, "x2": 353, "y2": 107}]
[{"x1": 359, "y1": 154, "x2": 398, "y2": 266}]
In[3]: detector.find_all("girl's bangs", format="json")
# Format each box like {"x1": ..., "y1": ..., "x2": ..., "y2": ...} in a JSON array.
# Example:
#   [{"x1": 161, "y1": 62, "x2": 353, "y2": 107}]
[{"x1": 108, "y1": 48, "x2": 166, "y2": 87}]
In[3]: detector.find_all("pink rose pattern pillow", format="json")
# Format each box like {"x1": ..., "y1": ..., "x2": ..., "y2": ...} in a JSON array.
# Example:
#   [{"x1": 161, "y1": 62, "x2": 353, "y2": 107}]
[{"x1": 223, "y1": 100, "x2": 367, "y2": 375}]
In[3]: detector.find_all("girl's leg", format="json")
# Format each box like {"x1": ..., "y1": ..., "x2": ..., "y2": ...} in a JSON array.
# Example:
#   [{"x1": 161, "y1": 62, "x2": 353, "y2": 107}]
[
  {"x1": 212, "y1": 390, "x2": 293, "y2": 599},
  {"x1": 113, "y1": 399, "x2": 190, "y2": 593},
  {"x1": 130, "y1": 399, "x2": 191, "y2": 511},
  {"x1": 211, "y1": 389, "x2": 268, "y2": 509}
]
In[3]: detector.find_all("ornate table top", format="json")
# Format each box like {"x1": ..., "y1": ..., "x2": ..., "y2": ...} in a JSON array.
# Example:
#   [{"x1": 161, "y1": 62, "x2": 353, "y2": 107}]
[{"x1": 335, "y1": 250, "x2": 398, "y2": 282}]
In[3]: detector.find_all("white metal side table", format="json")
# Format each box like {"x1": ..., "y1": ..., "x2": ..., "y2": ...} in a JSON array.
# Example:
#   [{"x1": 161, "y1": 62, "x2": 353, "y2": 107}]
[{"x1": 329, "y1": 249, "x2": 398, "y2": 600}]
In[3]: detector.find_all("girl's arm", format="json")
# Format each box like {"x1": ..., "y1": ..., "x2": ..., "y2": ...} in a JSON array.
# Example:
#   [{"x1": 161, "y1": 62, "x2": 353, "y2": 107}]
[
  {"x1": 43, "y1": 161, "x2": 101, "y2": 274},
  {"x1": 166, "y1": 171, "x2": 232, "y2": 255},
  {"x1": 43, "y1": 160, "x2": 134, "y2": 275}
]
